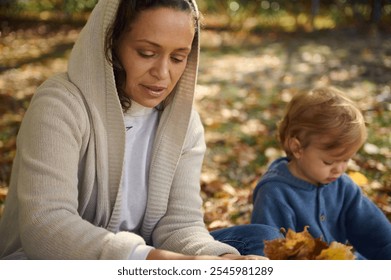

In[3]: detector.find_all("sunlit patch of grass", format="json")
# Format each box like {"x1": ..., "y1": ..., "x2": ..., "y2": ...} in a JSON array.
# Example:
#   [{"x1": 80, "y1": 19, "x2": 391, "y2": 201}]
[{"x1": 361, "y1": 106, "x2": 391, "y2": 185}]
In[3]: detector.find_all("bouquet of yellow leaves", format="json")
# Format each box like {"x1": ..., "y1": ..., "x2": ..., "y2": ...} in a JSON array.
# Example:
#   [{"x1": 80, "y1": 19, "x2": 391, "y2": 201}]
[{"x1": 264, "y1": 227, "x2": 356, "y2": 260}]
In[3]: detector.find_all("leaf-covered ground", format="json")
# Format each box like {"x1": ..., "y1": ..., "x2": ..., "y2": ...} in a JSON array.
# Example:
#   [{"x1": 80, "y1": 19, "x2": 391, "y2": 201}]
[{"x1": 0, "y1": 19, "x2": 390, "y2": 227}]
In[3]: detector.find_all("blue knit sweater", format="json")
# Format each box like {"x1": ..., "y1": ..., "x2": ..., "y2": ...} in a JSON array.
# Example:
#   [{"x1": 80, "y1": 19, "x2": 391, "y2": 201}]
[{"x1": 251, "y1": 157, "x2": 391, "y2": 260}]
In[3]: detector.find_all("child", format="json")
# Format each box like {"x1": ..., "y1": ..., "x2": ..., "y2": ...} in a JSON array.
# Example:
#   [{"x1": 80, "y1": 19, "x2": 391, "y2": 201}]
[{"x1": 251, "y1": 86, "x2": 391, "y2": 259}]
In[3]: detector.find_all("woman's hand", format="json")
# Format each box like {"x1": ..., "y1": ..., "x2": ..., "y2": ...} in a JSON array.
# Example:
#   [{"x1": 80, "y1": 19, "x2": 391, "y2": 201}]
[
  {"x1": 146, "y1": 249, "x2": 268, "y2": 260},
  {"x1": 220, "y1": 253, "x2": 268, "y2": 260},
  {"x1": 147, "y1": 249, "x2": 222, "y2": 260}
]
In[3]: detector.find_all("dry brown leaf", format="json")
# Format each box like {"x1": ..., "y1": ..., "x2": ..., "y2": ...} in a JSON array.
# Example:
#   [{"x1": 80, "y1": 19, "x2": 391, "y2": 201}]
[
  {"x1": 264, "y1": 227, "x2": 355, "y2": 260},
  {"x1": 0, "y1": 187, "x2": 8, "y2": 201}
]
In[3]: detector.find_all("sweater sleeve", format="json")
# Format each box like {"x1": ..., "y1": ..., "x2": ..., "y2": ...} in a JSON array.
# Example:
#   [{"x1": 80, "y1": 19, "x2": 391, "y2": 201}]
[
  {"x1": 151, "y1": 110, "x2": 239, "y2": 256},
  {"x1": 15, "y1": 81, "x2": 146, "y2": 259},
  {"x1": 343, "y1": 178, "x2": 391, "y2": 260},
  {"x1": 251, "y1": 181, "x2": 297, "y2": 232}
]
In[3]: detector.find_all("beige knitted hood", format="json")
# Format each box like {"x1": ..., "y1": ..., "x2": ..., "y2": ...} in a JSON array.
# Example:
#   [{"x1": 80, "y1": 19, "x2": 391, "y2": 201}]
[{"x1": 67, "y1": 0, "x2": 201, "y2": 240}]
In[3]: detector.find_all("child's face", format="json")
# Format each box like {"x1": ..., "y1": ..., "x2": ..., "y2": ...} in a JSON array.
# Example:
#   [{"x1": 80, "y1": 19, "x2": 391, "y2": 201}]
[{"x1": 288, "y1": 140, "x2": 361, "y2": 186}]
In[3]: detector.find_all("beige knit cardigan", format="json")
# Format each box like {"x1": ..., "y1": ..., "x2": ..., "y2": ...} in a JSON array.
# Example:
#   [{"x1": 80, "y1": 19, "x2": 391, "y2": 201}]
[{"x1": 0, "y1": 0, "x2": 239, "y2": 259}]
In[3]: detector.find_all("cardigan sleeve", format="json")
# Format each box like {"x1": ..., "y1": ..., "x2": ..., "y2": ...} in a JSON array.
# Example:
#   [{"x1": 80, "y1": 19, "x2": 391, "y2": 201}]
[
  {"x1": 151, "y1": 110, "x2": 239, "y2": 256},
  {"x1": 14, "y1": 80, "x2": 146, "y2": 259}
]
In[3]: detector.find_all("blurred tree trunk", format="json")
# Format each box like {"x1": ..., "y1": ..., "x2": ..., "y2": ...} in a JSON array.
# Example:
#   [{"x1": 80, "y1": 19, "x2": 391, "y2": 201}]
[
  {"x1": 310, "y1": 0, "x2": 320, "y2": 30},
  {"x1": 369, "y1": 0, "x2": 383, "y2": 24},
  {"x1": 0, "y1": 0, "x2": 12, "y2": 9}
]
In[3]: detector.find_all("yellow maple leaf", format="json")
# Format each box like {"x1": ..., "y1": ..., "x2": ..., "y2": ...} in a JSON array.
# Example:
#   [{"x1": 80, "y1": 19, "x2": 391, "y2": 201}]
[
  {"x1": 348, "y1": 171, "x2": 368, "y2": 186},
  {"x1": 316, "y1": 242, "x2": 356, "y2": 260}
]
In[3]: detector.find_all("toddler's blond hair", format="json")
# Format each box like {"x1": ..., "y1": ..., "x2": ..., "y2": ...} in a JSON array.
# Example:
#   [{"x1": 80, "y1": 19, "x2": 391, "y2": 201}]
[{"x1": 278, "y1": 87, "x2": 367, "y2": 158}]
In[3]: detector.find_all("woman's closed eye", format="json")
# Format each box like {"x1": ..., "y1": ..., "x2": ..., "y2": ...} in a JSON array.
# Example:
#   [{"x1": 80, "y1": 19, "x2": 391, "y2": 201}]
[
  {"x1": 138, "y1": 50, "x2": 155, "y2": 58},
  {"x1": 137, "y1": 50, "x2": 187, "y2": 64},
  {"x1": 170, "y1": 54, "x2": 187, "y2": 63}
]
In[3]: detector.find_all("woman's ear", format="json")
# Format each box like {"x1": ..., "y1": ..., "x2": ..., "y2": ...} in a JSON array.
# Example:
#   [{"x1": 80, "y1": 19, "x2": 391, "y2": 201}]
[{"x1": 288, "y1": 137, "x2": 303, "y2": 159}]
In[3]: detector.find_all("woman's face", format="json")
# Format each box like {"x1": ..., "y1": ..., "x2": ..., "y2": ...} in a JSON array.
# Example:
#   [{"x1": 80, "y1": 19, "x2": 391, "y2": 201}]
[{"x1": 116, "y1": 7, "x2": 195, "y2": 108}]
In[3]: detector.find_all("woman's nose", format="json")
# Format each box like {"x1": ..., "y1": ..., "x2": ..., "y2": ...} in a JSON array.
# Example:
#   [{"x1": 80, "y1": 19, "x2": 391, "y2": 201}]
[{"x1": 150, "y1": 57, "x2": 169, "y2": 80}]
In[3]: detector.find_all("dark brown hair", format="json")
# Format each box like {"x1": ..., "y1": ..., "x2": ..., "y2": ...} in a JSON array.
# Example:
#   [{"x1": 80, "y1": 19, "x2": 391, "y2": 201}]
[{"x1": 105, "y1": 0, "x2": 199, "y2": 112}]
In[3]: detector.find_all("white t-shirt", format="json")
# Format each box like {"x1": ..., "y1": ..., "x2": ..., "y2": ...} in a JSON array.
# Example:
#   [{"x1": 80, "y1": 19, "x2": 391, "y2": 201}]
[{"x1": 119, "y1": 101, "x2": 158, "y2": 259}]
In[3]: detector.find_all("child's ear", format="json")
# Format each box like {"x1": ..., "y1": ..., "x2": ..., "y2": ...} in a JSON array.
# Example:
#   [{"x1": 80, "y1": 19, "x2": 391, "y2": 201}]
[{"x1": 288, "y1": 137, "x2": 303, "y2": 159}]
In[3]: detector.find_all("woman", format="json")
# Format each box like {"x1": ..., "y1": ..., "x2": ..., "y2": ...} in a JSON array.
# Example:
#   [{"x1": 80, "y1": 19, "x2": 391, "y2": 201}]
[{"x1": 0, "y1": 0, "x2": 281, "y2": 259}]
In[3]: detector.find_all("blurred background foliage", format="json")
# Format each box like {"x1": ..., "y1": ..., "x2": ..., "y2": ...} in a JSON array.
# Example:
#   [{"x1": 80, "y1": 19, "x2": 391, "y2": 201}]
[
  {"x1": 0, "y1": 0, "x2": 97, "y2": 13},
  {"x1": 1, "y1": 0, "x2": 391, "y2": 31}
]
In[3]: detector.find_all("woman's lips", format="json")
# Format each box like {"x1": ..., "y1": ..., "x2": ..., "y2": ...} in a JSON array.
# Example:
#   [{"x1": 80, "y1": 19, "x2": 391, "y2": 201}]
[{"x1": 142, "y1": 85, "x2": 167, "y2": 97}]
